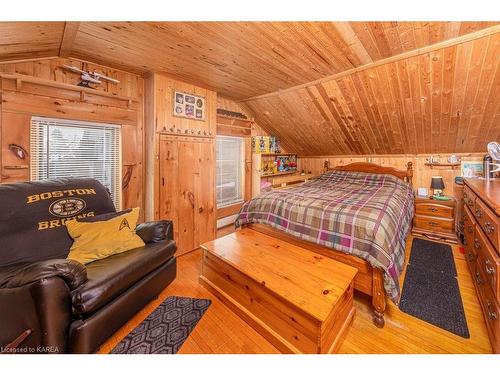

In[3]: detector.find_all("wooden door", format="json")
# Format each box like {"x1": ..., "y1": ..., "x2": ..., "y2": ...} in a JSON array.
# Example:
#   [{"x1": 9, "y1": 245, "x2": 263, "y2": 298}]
[
  {"x1": 194, "y1": 140, "x2": 216, "y2": 247},
  {"x1": 159, "y1": 136, "x2": 215, "y2": 255}
]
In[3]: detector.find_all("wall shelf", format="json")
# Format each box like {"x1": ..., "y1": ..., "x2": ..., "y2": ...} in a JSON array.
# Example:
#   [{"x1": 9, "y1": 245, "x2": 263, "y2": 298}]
[
  {"x1": 261, "y1": 170, "x2": 297, "y2": 178},
  {"x1": 424, "y1": 162, "x2": 461, "y2": 168},
  {"x1": 259, "y1": 153, "x2": 297, "y2": 157},
  {"x1": 0, "y1": 73, "x2": 138, "y2": 105},
  {"x1": 216, "y1": 114, "x2": 252, "y2": 122}
]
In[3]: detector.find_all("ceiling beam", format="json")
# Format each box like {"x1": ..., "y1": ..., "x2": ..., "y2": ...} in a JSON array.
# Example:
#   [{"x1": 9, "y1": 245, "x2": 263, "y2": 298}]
[
  {"x1": 240, "y1": 24, "x2": 500, "y2": 102},
  {"x1": 0, "y1": 56, "x2": 59, "y2": 65},
  {"x1": 59, "y1": 22, "x2": 80, "y2": 58}
]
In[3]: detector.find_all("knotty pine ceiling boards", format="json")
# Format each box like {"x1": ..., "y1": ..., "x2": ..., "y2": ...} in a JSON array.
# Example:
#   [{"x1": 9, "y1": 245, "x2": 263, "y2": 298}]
[{"x1": 0, "y1": 21, "x2": 498, "y2": 155}]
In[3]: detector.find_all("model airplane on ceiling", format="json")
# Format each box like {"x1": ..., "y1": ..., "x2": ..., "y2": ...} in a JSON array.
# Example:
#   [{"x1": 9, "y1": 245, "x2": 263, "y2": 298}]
[{"x1": 60, "y1": 64, "x2": 120, "y2": 88}]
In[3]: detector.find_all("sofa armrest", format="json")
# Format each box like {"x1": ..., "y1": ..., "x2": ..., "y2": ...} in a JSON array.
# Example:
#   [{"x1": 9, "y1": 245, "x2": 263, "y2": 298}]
[
  {"x1": 0, "y1": 259, "x2": 87, "y2": 290},
  {"x1": 136, "y1": 220, "x2": 174, "y2": 243}
]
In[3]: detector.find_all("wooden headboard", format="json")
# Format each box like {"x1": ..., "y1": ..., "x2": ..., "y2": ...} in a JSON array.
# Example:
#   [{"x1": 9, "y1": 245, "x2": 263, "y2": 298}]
[{"x1": 323, "y1": 161, "x2": 413, "y2": 184}]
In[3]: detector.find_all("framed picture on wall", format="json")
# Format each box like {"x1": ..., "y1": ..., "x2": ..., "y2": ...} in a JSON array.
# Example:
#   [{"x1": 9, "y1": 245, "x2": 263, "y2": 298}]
[
  {"x1": 461, "y1": 161, "x2": 483, "y2": 177},
  {"x1": 172, "y1": 91, "x2": 205, "y2": 121}
]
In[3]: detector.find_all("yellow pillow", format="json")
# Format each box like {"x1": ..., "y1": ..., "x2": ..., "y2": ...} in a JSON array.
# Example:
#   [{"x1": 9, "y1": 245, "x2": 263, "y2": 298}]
[{"x1": 66, "y1": 207, "x2": 145, "y2": 264}]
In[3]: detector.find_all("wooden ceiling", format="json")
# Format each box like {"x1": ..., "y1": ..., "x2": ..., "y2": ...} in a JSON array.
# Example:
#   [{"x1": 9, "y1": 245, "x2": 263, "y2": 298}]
[
  {"x1": 245, "y1": 31, "x2": 500, "y2": 155},
  {"x1": 0, "y1": 21, "x2": 498, "y2": 155},
  {"x1": 0, "y1": 22, "x2": 497, "y2": 99},
  {"x1": 0, "y1": 22, "x2": 65, "y2": 61}
]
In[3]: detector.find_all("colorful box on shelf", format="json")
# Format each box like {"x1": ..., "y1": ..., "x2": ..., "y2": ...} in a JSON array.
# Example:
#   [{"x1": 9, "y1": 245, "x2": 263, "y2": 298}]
[{"x1": 251, "y1": 136, "x2": 279, "y2": 154}]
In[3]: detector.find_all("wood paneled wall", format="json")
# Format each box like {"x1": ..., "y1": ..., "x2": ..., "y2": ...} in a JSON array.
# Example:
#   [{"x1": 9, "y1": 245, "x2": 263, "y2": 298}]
[
  {"x1": 145, "y1": 73, "x2": 217, "y2": 252},
  {"x1": 244, "y1": 31, "x2": 500, "y2": 156},
  {"x1": 145, "y1": 73, "x2": 218, "y2": 220},
  {"x1": 0, "y1": 57, "x2": 145, "y2": 218},
  {"x1": 298, "y1": 153, "x2": 485, "y2": 196},
  {"x1": 154, "y1": 75, "x2": 217, "y2": 137},
  {"x1": 0, "y1": 57, "x2": 142, "y2": 97}
]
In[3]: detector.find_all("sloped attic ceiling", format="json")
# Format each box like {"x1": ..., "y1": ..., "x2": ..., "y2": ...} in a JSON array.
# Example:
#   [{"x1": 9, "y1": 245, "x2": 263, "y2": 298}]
[
  {"x1": 0, "y1": 21, "x2": 498, "y2": 155},
  {"x1": 0, "y1": 21, "x2": 496, "y2": 98},
  {"x1": 244, "y1": 31, "x2": 500, "y2": 156}
]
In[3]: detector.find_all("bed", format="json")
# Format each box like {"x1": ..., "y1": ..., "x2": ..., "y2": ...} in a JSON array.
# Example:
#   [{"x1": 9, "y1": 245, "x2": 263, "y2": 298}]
[{"x1": 235, "y1": 162, "x2": 414, "y2": 328}]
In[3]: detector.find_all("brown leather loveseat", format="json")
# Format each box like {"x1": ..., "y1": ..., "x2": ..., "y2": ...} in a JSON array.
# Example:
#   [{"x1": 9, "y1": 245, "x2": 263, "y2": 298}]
[{"x1": 0, "y1": 178, "x2": 177, "y2": 353}]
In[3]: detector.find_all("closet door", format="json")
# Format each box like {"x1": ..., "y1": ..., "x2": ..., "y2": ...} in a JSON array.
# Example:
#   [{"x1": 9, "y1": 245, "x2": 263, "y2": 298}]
[
  {"x1": 193, "y1": 139, "x2": 216, "y2": 247},
  {"x1": 159, "y1": 138, "x2": 180, "y2": 248},
  {"x1": 159, "y1": 136, "x2": 215, "y2": 255}
]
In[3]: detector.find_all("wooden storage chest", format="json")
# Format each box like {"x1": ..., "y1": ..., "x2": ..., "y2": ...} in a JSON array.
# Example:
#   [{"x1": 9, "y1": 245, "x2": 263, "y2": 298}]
[{"x1": 200, "y1": 229, "x2": 358, "y2": 353}]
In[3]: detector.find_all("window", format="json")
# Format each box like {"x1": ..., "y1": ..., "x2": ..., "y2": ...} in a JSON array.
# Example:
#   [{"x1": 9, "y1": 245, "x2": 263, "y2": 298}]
[
  {"x1": 216, "y1": 136, "x2": 244, "y2": 208},
  {"x1": 30, "y1": 117, "x2": 122, "y2": 209}
]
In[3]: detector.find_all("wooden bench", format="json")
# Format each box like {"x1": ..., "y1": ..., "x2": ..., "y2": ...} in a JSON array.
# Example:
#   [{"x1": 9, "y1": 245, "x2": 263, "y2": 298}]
[{"x1": 200, "y1": 228, "x2": 358, "y2": 353}]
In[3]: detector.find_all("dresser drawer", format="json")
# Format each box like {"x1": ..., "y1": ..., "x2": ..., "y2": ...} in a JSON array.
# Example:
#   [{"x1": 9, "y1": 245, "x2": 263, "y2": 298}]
[
  {"x1": 463, "y1": 206, "x2": 477, "y2": 272},
  {"x1": 475, "y1": 198, "x2": 500, "y2": 251},
  {"x1": 414, "y1": 215, "x2": 454, "y2": 233},
  {"x1": 415, "y1": 202, "x2": 454, "y2": 218},
  {"x1": 463, "y1": 185, "x2": 476, "y2": 212},
  {"x1": 475, "y1": 268, "x2": 500, "y2": 352},
  {"x1": 475, "y1": 226, "x2": 500, "y2": 299}
]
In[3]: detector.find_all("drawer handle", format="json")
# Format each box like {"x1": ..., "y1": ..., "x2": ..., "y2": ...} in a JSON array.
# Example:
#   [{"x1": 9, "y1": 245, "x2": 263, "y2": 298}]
[
  {"x1": 486, "y1": 301, "x2": 498, "y2": 321},
  {"x1": 485, "y1": 260, "x2": 495, "y2": 275},
  {"x1": 485, "y1": 222, "x2": 495, "y2": 235},
  {"x1": 428, "y1": 221, "x2": 438, "y2": 227},
  {"x1": 467, "y1": 252, "x2": 475, "y2": 262},
  {"x1": 475, "y1": 272, "x2": 484, "y2": 285},
  {"x1": 474, "y1": 238, "x2": 481, "y2": 250},
  {"x1": 467, "y1": 226, "x2": 473, "y2": 234},
  {"x1": 430, "y1": 207, "x2": 438, "y2": 212},
  {"x1": 475, "y1": 208, "x2": 482, "y2": 218}
]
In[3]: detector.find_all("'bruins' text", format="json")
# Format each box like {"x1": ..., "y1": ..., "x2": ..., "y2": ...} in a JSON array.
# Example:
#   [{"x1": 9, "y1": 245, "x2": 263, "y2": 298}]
[{"x1": 38, "y1": 212, "x2": 95, "y2": 230}]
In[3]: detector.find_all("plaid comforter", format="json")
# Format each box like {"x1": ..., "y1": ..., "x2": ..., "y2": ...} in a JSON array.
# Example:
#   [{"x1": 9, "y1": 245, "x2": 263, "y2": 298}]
[{"x1": 235, "y1": 170, "x2": 414, "y2": 303}]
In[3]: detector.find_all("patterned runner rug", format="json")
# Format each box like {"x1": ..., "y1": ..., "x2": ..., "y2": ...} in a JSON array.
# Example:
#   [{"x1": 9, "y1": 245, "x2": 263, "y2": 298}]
[{"x1": 111, "y1": 296, "x2": 211, "y2": 354}]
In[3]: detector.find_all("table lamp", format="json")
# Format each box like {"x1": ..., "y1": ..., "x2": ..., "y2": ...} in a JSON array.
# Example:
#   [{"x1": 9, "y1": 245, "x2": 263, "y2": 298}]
[{"x1": 431, "y1": 176, "x2": 445, "y2": 197}]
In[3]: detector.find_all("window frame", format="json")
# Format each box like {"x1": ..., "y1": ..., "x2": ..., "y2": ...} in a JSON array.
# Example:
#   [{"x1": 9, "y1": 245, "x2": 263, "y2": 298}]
[
  {"x1": 30, "y1": 116, "x2": 122, "y2": 209},
  {"x1": 216, "y1": 135, "x2": 245, "y2": 209}
]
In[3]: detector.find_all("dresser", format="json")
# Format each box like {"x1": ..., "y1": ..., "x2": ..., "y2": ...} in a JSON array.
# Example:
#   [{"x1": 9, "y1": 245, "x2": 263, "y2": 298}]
[
  {"x1": 463, "y1": 178, "x2": 499, "y2": 354},
  {"x1": 412, "y1": 196, "x2": 458, "y2": 244}
]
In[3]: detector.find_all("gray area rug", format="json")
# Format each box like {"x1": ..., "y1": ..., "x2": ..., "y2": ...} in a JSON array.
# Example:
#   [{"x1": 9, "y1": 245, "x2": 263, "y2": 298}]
[
  {"x1": 111, "y1": 296, "x2": 211, "y2": 354},
  {"x1": 399, "y1": 238, "x2": 469, "y2": 338}
]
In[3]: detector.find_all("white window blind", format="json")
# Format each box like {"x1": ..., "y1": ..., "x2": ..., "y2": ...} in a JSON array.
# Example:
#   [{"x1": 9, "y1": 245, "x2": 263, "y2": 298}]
[
  {"x1": 216, "y1": 136, "x2": 244, "y2": 208},
  {"x1": 30, "y1": 117, "x2": 122, "y2": 209}
]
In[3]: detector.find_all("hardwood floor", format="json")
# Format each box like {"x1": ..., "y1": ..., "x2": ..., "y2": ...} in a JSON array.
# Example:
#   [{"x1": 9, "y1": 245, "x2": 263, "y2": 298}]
[{"x1": 98, "y1": 231, "x2": 493, "y2": 354}]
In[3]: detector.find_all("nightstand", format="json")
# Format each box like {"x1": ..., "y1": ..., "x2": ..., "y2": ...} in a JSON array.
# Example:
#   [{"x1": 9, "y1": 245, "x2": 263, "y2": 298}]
[{"x1": 412, "y1": 196, "x2": 458, "y2": 244}]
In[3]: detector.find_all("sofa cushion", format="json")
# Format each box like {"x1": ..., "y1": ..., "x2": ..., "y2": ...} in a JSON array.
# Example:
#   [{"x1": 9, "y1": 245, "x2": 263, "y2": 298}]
[
  {"x1": 71, "y1": 240, "x2": 176, "y2": 315},
  {"x1": 66, "y1": 208, "x2": 145, "y2": 265}
]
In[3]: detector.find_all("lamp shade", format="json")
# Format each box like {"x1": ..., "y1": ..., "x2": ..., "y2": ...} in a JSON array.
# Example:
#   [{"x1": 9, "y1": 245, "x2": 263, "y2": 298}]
[{"x1": 430, "y1": 176, "x2": 445, "y2": 190}]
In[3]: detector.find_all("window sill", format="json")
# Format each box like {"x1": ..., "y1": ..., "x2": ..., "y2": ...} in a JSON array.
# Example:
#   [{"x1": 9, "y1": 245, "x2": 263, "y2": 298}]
[{"x1": 216, "y1": 202, "x2": 244, "y2": 219}]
